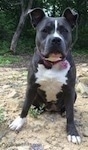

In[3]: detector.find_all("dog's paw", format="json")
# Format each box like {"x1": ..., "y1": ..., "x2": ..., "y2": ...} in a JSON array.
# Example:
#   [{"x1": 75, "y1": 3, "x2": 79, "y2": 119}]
[
  {"x1": 9, "y1": 116, "x2": 26, "y2": 131},
  {"x1": 67, "y1": 135, "x2": 81, "y2": 144}
]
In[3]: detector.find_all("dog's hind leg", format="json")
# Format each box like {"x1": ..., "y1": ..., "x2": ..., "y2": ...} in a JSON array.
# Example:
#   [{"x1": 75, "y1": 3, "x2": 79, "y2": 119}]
[
  {"x1": 32, "y1": 93, "x2": 46, "y2": 112},
  {"x1": 74, "y1": 91, "x2": 77, "y2": 103}
]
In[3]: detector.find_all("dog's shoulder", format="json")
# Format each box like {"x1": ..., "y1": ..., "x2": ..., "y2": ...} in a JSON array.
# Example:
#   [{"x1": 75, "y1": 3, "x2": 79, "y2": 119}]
[
  {"x1": 29, "y1": 48, "x2": 40, "y2": 72},
  {"x1": 27, "y1": 49, "x2": 41, "y2": 83},
  {"x1": 66, "y1": 52, "x2": 76, "y2": 86}
]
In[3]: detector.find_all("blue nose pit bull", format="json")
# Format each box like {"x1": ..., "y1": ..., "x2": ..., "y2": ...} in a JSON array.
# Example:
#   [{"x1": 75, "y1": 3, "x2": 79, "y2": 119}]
[{"x1": 9, "y1": 8, "x2": 81, "y2": 144}]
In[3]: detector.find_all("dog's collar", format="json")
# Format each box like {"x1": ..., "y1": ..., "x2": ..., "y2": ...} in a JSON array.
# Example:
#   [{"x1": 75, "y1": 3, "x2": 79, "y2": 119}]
[
  {"x1": 43, "y1": 59, "x2": 61, "y2": 68},
  {"x1": 37, "y1": 50, "x2": 68, "y2": 69}
]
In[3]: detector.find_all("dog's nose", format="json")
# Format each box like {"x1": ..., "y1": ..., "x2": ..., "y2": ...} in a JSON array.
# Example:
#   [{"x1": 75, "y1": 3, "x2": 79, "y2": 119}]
[{"x1": 52, "y1": 37, "x2": 61, "y2": 44}]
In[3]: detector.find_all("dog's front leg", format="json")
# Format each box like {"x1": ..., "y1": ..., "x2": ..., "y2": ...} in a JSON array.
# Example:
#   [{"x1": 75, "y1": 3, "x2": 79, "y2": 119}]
[
  {"x1": 9, "y1": 84, "x2": 39, "y2": 131},
  {"x1": 64, "y1": 88, "x2": 81, "y2": 144}
]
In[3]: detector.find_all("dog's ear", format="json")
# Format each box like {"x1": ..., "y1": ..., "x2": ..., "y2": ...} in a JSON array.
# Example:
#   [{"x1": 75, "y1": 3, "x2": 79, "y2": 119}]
[
  {"x1": 28, "y1": 8, "x2": 45, "y2": 28},
  {"x1": 63, "y1": 8, "x2": 78, "y2": 28}
]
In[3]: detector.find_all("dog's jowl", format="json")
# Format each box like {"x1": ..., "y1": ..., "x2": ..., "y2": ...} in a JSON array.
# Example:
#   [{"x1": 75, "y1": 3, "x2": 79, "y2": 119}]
[{"x1": 9, "y1": 8, "x2": 81, "y2": 144}]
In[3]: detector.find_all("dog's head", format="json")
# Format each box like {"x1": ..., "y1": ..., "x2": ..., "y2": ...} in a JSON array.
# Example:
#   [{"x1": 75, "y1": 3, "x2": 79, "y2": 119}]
[{"x1": 28, "y1": 8, "x2": 78, "y2": 62}]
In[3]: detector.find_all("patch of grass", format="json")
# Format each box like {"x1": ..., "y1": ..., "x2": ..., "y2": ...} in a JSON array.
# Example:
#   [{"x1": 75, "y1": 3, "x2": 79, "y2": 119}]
[
  {"x1": 0, "y1": 54, "x2": 21, "y2": 66},
  {"x1": 0, "y1": 108, "x2": 5, "y2": 124},
  {"x1": 0, "y1": 41, "x2": 10, "y2": 54},
  {"x1": 29, "y1": 104, "x2": 45, "y2": 118},
  {"x1": 73, "y1": 49, "x2": 88, "y2": 55}
]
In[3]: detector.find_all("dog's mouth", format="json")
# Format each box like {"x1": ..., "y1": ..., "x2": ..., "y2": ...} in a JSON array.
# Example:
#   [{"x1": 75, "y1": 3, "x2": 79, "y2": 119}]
[
  {"x1": 38, "y1": 51, "x2": 67, "y2": 68},
  {"x1": 43, "y1": 53, "x2": 64, "y2": 63},
  {"x1": 41, "y1": 53, "x2": 68, "y2": 69}
]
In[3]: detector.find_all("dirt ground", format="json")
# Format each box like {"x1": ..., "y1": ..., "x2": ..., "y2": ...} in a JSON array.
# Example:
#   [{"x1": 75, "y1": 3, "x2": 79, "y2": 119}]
[{"x1": 0, "y1": 54, "x2": 88, "y2": 150}]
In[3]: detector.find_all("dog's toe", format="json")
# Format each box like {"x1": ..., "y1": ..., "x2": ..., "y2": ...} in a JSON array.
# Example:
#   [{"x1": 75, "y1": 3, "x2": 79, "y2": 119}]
[
  {"x1": 67, "y1": 135, "x2": 81, "y2": 144},
  {"x1": 9, "y1": 116, "x2": 26, "y2": 131}
]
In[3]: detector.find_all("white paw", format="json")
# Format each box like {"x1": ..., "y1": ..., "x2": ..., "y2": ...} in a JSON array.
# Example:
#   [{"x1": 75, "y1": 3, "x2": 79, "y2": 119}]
[
  {"x1": 9, "y1": 116, "x2": 26, "y2": 131},
  {"x1": 67, "y1": 135, "x2": 81, "y2": 144}
]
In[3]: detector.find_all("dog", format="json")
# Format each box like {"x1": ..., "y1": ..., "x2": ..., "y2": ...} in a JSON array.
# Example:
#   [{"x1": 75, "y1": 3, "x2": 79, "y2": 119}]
[{"x1": 9, "y1": 7, "x2": 81, "y2": 144}]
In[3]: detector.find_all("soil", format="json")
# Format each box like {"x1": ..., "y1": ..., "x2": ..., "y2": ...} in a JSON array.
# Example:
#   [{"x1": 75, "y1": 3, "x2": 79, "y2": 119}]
[{"x1": 0, "y1": 54, "x2": 88, "y2": 150}]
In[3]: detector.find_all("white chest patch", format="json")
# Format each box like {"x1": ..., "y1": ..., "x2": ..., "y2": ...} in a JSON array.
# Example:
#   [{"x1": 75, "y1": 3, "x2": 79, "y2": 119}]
[{"x1": 35, "y1": 60, "x2": 70, "y2": 102}]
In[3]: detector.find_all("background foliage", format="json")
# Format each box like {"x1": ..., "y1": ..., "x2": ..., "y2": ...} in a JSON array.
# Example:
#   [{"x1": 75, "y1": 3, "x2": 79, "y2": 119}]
[{"x1": 0, "y1": 0, "x2": 88, "y2": 54}]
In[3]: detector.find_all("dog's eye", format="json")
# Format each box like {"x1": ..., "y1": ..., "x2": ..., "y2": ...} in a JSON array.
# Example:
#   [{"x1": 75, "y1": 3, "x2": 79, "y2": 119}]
[
  {"x1": 42, "y1": 28, "x2": 48, "y2": 33},
  {"x1": 59, "y1": 26, "x2": 68, "y2": 33},
  {"x1": 42, "y1": 27, "x2": 51, "y2": 34}
]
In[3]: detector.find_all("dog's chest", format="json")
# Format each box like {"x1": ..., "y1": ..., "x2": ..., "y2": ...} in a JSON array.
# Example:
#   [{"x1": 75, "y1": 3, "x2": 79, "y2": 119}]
[{"x1": 35, "y1": 61, "x2": 70, "y2": 102}]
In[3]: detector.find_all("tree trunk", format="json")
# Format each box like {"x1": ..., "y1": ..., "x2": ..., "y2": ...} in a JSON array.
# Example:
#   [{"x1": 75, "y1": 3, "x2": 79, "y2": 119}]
[
  {"x1": 10, "y1": 0, "x2": 33, "y2": 53},
  {"x1": 10, "y1": 12, "x2": 26, "y2": 53}
]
